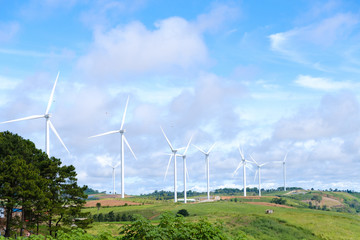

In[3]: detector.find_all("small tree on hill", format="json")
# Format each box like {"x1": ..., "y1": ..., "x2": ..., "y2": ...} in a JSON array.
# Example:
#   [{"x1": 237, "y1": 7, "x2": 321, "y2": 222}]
[
  {"x1": 96, "y1": 202, "x2": 101, "y2": 211},
  {"x1": 271, "y1": 198, "x2": 287, "y2": 205},
  {"x1": 177, "y1": 209, "x2": 189, "y2": 217}
]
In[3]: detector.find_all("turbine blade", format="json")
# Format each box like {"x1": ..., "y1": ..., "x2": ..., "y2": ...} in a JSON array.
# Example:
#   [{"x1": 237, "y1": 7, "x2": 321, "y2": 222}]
[
  {"x1": 193, "y1": 144, "x2": 206, "y2": 154},
  {"x1": 164, "y1": 154, "x2": 173, "y2": 181},
  {"x1": 207, "y1": 142, "x2": 216, "y2": 154},
  {"x1": 249, "y1": 154, "x2": 258, "y2": 166},
  {"x1": 233, "y1": 161, "x2": 243, "y2": 176},
  {"x1": 260, "y1": 162, "x2": 268, "y2": 167},
  {"x1": 246, "y1": 164, "x2": 253, "y2": 171},
  {"x1": 183, "y1": 135, "x2": 193, "y2": 155},
  {"x1": 45, "y1": 72, "x2": 60, "y2": 114},
  {"x1": 283, "y1": 151, "x2": 288, "y2": 163},
  {"x1": 238, "y1": 146, "x2": 245, "y2": 160},
  {"x1": 254, "y1": 169, "x2": 258, "y2": 183},
  {"x1": 0, "y1": 115, "x2": 45, "y2": 124},
  {"x1": 49, "y1": 120, "x2": 70, "y2": 153},
  {"x1": 123, "y1": 135, "x2": 137, "y2": 160},
  {"x1": 88, "y1": 130, "x2": 119, "y2": 138},
  {"x1": 114, "y1": 162, "x2": 121, "y2": 168},
  {"x1": 160, "y1": 126, "x2": 174, "y2": 150},
  {"x1": 120, "y1": 96, "x2": 129, "y2": 130}
]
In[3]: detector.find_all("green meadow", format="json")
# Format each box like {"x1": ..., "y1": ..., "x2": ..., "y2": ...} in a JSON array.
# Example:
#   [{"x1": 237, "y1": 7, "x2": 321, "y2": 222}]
[{"x1": 83, "y1": 194, "x2": 360, "y2": 239}]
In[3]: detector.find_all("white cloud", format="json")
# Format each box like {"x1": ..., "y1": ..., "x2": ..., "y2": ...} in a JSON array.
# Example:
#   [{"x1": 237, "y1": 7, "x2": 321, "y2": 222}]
[
  {"x1": 295, "y1": 75, "x2": 359, "y2": 91},
  {"x1": 269, "y1": 13, "x2": 359, "y2": 69},
  {"x1": 77, "y1": 17, "x2": 209, "y2": 78},
  {"x1": 0, "y1": 75, "x2": 20, "y2": 90},
  {"x1": 273, "y1": 91, "x2": 360, "y2": 140}
]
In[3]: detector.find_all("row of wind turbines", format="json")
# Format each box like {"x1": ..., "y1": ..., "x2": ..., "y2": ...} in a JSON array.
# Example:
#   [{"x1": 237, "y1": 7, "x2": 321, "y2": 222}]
[{"x1": 0, "y1": 73, "x2": 289, "y2": 203}]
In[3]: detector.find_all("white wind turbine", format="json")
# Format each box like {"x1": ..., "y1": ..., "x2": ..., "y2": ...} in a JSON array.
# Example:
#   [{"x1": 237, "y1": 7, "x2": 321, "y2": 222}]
[
  {"x1": 281, "y1": 152, "x2": 288, "y2": 191},
  {"x1": 233, "y1": 147, "x2": 252, "y2": 197},
  {"x1": 193, "y1": 143, "x2": 216, "y2": 201},
  {"x1": 107, "y1": 162, "x2": 121, "y2": 195},
  {"x1": 249, "y1": 154, "x2": 267, "y2": 197},
  {"x1": 177, "y1": 135, "x2": 193, "y2": 204},
  {"x1": 0, "y1": 72, "x2": 69, "y2": 156},
  {"x1": 89, "y1": 97, "x2": 137, "y2": 199},
  {"x1": 161, "y1": 127, "x2": 185, "y2": 203},
  {"x1": 274, "y1": 152, "x2": 288, "y2": 191}
]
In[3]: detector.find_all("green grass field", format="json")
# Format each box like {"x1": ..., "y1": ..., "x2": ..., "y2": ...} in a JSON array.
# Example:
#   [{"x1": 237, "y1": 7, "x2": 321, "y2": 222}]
[{"x1": 83, "y1": 195, "x2": 360, "y2": 239}]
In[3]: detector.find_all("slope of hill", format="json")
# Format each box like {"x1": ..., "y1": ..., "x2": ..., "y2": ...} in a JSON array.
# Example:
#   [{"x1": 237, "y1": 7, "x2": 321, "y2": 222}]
[{"x1": 83, "y1": 192, "x2": 360, "y2": 239}]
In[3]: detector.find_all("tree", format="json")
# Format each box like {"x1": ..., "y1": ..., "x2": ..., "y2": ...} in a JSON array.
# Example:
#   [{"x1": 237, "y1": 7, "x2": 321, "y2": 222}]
[
  {"x1": 96, "y1": 202, "x2": 101, "y2": 211},
  {"x1": 176, "y1": 209, "x2": 189, "y2": 217},
  {"x1": 271, "y1": 198, "x2": 287, "y2": 205},
  {"x1": 0, "y1": 131, "x2": 89, "y2": 237}
]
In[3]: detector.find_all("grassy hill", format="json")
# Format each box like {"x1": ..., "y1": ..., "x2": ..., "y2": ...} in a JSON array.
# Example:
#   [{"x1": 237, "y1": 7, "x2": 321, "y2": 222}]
[{"x1": 83, "y1": 190, "x2": 360, "y2": 239}]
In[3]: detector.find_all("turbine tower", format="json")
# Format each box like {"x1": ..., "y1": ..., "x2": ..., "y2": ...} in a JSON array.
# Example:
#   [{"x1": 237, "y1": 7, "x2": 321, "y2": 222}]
[
  {"x1": 89, "y1": 96, "x2": 137, "y2": 198},
  {"x1": 161, "y1": 126, "x2": 184, "y2": 203},
  {"x1": 0, "y1": 72, "x2": 69, "y2": 156},
  {"x1": 233, "y1": 147, "x2": 252, "y2": 197},
  {"x1": 249, "y1": 154, "x2": 267, "y2": 197},
  {"x1": 193, "y1": 143, "x2": 216, "y2": 201},
  {"x1": 178, "y1": 135, "x2": 193, "y2": 204},
  {"x1": 282, "y1": 152, "x2": 288, "y2": 191}
]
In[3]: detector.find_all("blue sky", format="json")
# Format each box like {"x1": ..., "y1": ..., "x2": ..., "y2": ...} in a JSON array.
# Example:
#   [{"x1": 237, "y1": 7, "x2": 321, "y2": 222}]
[{"x1": 1, "y1": 0, "x2": 360, "y2": 194}]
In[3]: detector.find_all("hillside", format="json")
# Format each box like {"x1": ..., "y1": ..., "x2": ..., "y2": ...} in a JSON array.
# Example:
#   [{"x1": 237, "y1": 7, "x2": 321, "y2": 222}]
[{"x1": 83, "y1": 190, "x2": 360, "y2": 239}]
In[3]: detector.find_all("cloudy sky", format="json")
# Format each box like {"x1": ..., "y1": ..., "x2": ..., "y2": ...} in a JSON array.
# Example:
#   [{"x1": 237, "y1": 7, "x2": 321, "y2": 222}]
[{"x1": 1, "y1": 0, "x2": 360, "y2": 194}]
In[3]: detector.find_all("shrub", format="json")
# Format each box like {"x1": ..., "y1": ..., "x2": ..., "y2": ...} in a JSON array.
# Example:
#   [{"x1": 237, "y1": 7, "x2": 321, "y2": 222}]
[
  {"x1": 177, "y1": 209, "x2": 189, "y2": 217},
  {"x1": 271, "y1": 198, "x2": 287, "y2": 205}
]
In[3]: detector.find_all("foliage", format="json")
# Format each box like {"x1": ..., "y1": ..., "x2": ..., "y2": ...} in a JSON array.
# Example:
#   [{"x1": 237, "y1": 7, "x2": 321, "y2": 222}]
[
  {"x1": 92, "y1": 212, "x2": 134, "y2": 222},
  {"x1": 96, "y1": 203, "x2": 101, "y2": 211},
  {"x1": 176, "y1": 209, "x2": 189, "y2": 217},
  {"x1": 270, "y1": 198, "x2": 287, "y2": 205},
  {"x1": 0, "y1": 131, "x2": 89, "y2": 237},
  {"x1": 84, "y1": 188, "x2": 102, "y2": 195},
  {"x1": 119, "y1": 212, "x2": 228, "y2": 239},
  {"x1": 235, "y1": 215, "x2": 320, "y2": 240},
  {"x1": 0, "y1": 228, "x2": 121, "y2": 240}
]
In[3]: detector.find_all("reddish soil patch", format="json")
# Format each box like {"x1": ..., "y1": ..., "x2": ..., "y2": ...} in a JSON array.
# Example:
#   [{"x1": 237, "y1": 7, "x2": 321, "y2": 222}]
[
  {"x1": 245, "y1": 202, "x2": 294, "y2": 208},
  {"x1": 85, "y1": 199, "x2": 141, "y2": 207}
]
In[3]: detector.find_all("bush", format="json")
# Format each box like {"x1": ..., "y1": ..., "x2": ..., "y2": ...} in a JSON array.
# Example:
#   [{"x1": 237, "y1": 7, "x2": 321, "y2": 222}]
[
  {"x1": 177, "y1": 209, "x2": 189, "y2": 217},
  {"x1": 271, "y1": 198, "x2": 287, "y2": 205},
  {"x1": 120, "y1": 212, "x2": 228, "y2": 239}
]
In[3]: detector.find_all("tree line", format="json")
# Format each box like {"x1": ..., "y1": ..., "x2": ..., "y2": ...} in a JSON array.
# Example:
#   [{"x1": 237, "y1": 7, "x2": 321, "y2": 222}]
[{"x1": 0, "y1": 131, "x2": 90, "y2": 237}]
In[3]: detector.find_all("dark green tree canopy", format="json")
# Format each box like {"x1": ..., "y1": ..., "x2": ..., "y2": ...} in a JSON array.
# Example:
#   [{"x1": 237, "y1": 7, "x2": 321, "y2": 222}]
[{"x1": 0, "y1": 131, "x2": 89, "y2": 237}]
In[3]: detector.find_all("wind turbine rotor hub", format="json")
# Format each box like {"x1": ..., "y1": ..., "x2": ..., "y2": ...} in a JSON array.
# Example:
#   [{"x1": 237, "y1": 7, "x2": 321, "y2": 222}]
[
  {"x1": 120, "y1": 129, "x2": 125, "y2": 133},
  {"x1": 44, "y1": 114, "x2": 51, "y2": 119}
]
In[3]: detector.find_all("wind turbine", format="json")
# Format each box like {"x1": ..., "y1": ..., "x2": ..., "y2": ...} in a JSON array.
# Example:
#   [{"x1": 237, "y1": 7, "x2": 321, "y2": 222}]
[
  {"x1": 274, "y1": 152, "x2": 288, "y2": 191},
  {"x1": 177, "y1": 135, "x2": 193, "y2": 204},
  {"x1": 233, "y1": 146, "x2": 252, "y2": 197},
  {"x1": 161, "y1": 126, "x2": 184, "y2": 203},
  {"x1": 0, "y1": 72, "x2": 69, "y2": 156},
  {"x1": 89, "y1": 96, "x2": 137, "y2": 199},
  {"x1": 107, "y1": 162, "x2": 121, "y2": 195},
  {"x1": 249, "y1": 154, "x2": 267, "y2": 197},
  {"x1": 282, "y1": 152, "x2": 288, "y2": 191},
  {"x1": 193, "y1": 143, "x2": 216, "y2": 201}
]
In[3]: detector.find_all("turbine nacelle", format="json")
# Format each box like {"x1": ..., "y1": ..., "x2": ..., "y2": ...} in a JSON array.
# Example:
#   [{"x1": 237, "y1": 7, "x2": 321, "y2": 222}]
[{"x1": 120, "y1": 129, "x2": 126, "y2": 134}]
